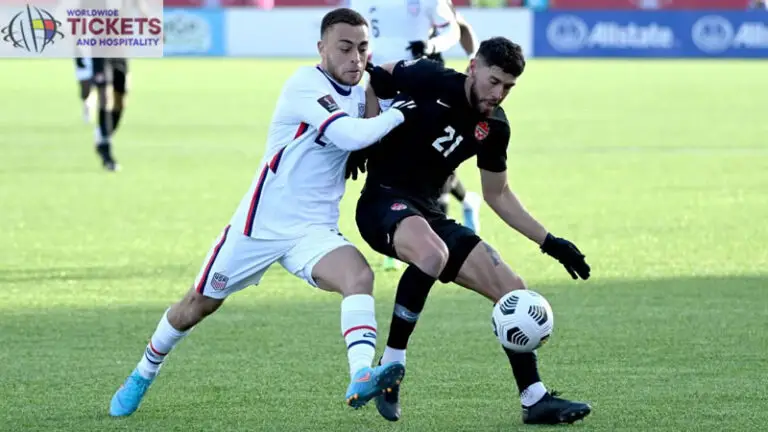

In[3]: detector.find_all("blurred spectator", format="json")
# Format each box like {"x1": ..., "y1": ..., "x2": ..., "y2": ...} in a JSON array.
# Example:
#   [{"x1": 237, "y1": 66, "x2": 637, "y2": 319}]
[{"x1": 752, "y1": 0, "x2": 767, "y2": 8}]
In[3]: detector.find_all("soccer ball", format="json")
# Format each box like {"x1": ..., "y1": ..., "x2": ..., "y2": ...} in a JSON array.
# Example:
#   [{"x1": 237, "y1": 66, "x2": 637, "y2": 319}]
[{"x1": 492, "y1": 290, "x2": 554, "y2": 353}]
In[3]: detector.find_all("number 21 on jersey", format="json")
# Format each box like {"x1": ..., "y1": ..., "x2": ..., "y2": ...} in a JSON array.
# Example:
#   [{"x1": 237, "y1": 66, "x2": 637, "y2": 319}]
[{"x1": 432, "y1": 126, "x2": 463, "y2": 157}]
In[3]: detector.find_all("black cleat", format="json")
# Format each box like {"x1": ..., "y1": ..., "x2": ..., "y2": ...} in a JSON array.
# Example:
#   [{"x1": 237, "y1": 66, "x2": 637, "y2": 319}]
[
  {"x1": 374, "y1": 359, "x2": 404, "y2": 422},
  {"x1": 522, "y1": 391, "x2": 592, "y2": 425},
  {"x1": 96, "y1": 143, "x2": 120, "y2": 172}
]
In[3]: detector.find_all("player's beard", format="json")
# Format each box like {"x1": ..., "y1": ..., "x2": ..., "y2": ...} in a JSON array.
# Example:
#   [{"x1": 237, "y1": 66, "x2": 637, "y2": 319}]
[
  {"x1": 469, "y1": 81, "x2": 489, "y2": 115},
  {"x1": 469, "y1": 81, "x2": 497, "y2": 116}
]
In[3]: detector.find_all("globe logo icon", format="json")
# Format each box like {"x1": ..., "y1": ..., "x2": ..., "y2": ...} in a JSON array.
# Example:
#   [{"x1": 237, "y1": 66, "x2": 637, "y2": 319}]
[{"x1": 2, "y1": 5, "x2": 64, "y2": 53}]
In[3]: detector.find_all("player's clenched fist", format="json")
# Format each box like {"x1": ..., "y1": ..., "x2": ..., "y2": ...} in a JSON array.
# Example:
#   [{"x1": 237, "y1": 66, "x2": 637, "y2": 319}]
[
  {"x1": 390, "y1": 96, "x2": 418, "y2": 123},
  {"x1": 540, "y1": 233, "x2": 591, "y2": 280}
]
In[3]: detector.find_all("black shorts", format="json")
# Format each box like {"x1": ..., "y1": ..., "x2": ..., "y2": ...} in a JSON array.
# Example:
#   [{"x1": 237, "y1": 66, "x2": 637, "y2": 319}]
[
  {"x1": 92, "y1": 58, "x2": 129, "y2": 93},
  {"x1": 355, "y1": 183, "x2": 481, "y2": 283}
]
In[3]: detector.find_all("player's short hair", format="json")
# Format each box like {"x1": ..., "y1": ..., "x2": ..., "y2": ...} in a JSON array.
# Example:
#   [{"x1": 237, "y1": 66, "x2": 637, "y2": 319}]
[
  {"x1": 476, "y1": 37, "x2": 526, "y2": 78},
  {"x1": 320, "y1": 8, "x2": 368, "y2": 37}
]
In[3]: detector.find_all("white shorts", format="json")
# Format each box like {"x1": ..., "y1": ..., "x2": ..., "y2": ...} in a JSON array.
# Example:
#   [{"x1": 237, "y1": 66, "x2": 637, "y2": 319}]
[
  {"x1": 75, "y1": 57, "x2": 93, "y2": 81},
  {"x1": 193, "y1": 224, "x2": 353, "y2": 299}
]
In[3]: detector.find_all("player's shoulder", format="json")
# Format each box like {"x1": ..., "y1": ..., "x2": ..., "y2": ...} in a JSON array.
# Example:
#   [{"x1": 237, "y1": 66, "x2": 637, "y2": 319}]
[
  {"x1": 482, "y1": 106, "x2": 511, "y2": 143},
  {"x1": 285, "y1": 66, "x2": 326, "y2": 88},
  {"x1": 488, "y1": 106, "x2": 510, "y2": 127}
]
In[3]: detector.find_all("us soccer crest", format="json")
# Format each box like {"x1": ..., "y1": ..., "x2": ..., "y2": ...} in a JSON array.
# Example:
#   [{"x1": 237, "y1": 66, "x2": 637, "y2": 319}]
[
  {"x1": 358, "y1": 103, "x2": 366, "y2": 117},
  {"x1": 211, "y1": 272, "x2": 229, "y2": 291},
  {"x1": 474, "y1": 121, "x2": 489, "y2": 141}
]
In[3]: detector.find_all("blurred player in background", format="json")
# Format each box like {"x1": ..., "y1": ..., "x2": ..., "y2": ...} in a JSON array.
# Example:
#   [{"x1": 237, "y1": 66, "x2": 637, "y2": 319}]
[
  {"x1": 428, "y1": 2, "x2": 479, "y2": 71},
  {"x1": 108, "y1": 8, "x2": 415, "y2": 418},
  {"x1": 91, "y1": 58, "x2": 128, "y2": 172},
  {"x1": 74, "y1": 56, "x2": 94, "y2": 123},
  {"x1": 82, "y1": 0, "x2": 151, "y2": 172},
  {"x1": 349, "y1": 0, "x2": 482, "y2": 271}
]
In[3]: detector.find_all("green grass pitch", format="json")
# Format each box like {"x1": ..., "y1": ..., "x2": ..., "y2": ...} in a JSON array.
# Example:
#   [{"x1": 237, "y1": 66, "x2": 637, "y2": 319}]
[{"x1": 0, "y1": 58, "x2": 766, "y2": 431}]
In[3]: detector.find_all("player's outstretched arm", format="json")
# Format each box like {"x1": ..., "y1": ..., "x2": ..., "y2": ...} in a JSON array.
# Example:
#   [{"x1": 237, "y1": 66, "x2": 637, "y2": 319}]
[
  {"x1": 287, "y1": 72, "x2": 415, "y2": 151},
  {"x1": 426, "y1": 0, "x2": 461, "y2": 55},
  {"x1": 455, "y1": 12, "x2": 478, "y2": 59},
  {"x1": 480, "y1": 169, "x2": 548, "y2": 245},
  {"x1": 480, "y1": 169, "x2": 591, "y2": 280}
]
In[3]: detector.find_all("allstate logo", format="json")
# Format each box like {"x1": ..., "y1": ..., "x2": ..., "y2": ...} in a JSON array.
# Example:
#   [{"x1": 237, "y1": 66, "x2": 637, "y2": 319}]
[
  {"x1": 691, "y1": 15, "x2": 733, "y2": 53},
  {"x1": 546, "y1": 15, "x2": 589, "y2": 52},
  {"x1": 1, "y1": 4, "x2": 63, "y2": 54}
]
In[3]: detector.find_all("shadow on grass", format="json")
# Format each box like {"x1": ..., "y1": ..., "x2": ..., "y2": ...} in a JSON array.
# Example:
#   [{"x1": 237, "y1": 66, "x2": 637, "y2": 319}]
[
  {"x1": 1, "y1": 274, "x2": 766, "y2": 432},
  {"x1": 0, "y1": 264, "x2": 191, "y2": 283}
]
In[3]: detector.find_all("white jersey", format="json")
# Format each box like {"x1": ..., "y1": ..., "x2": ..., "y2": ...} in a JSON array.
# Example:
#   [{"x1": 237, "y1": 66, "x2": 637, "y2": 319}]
[
  {"x1": 349, "y1": 0, "x2": 458, "y2": 65},
  {"x1": 230, "y1": 66, "x2": 367, "y2": 240}
]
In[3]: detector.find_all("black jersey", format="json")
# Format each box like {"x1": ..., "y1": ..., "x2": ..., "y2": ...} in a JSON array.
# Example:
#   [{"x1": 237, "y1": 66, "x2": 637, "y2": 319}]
[{"x1": 365, "y1": 59, "x2": 510, "y2": 201}]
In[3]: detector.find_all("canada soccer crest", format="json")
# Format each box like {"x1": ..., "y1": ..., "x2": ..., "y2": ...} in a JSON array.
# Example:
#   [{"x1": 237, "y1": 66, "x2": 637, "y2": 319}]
[
  {"x1": 391, "y1": 202, "x2": 407, "y2": 211},
  {"x1": 474, "y1": 121, "x2": 489, "y2": 141}
]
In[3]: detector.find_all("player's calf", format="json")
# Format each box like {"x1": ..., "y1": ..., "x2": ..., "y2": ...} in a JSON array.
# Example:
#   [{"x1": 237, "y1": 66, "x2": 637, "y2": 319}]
[
  {"x1": 454, "y1": 241, "x2": 525, "y2": 302},
  {"x1": 167, "y1": 287, "x2": 225, "y2": 331},
  {"x1": 109, "y1": 288, "x2": 223, "y2": 417},
  {"x1": 453, "y1": 241, "x2": 591, "y2": 424},
  {"x1": 311, "y1": 245, "x2": 397, "y2": 407}
]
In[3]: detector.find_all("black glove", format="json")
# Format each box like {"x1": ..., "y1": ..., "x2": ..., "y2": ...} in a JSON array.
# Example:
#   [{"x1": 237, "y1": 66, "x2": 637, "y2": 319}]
[
  {"x1": 407, "y1": 40, "x2": 429, "y2": 58},
  {"x1": 541, "y1": 233, "x2": 591, "y2": 280},
  {"x1": 345, "y1": 148, "x2": 369, "y2": 181},
  {"x1": 389, "y1": 94, "x2": 418, "y2": 123},
  {"x1": 365, "y1": 62, "x2": 399, "y2": 99}
]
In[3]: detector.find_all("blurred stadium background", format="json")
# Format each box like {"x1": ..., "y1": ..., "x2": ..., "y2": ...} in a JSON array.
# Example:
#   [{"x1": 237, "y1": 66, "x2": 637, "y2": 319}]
[{"x1": 1, "y1": 0, "x2": 766, "y2": 430}]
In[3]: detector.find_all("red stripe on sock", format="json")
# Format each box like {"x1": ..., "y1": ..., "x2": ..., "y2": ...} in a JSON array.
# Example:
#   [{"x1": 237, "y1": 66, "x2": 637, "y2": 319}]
[
  {"x1": 343, "y1": 325, "x2": 376, "y2": 338},
  {"x1": 149, "y1": 341, "x2": 168, "y2": 356}
]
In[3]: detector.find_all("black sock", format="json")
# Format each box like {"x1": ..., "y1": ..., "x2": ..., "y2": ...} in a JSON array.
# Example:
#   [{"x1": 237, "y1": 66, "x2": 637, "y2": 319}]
[
  {"x1": 504, "y1": 349, "x2": 542, "y2": 394},
  {"x1": 386, "y1": 265, "x2": 437, "y2": 350},
  {"x1": 451, "y1": 178, "x2": 467, "y2": 202},
  {"x1": 98, "y1": 109, "x2": 112, "y2": 143},
  {"x1": 112, "y1": 110, "x2": 123, "y2": 134}
]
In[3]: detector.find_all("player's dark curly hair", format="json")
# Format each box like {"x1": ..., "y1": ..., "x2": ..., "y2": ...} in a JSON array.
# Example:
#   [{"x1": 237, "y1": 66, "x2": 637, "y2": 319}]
[
  {"x1": 321, "y1": 8, "x2": 368, "y2": 37},
  {"x1": 476, "y1": 37, "x2": 526, "y2": 77}
]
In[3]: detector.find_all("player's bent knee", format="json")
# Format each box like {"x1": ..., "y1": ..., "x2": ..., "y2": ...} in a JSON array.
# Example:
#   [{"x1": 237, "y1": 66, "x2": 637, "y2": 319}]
[
  {"x1": 394, "y1": 217, "x2": 449, "y2": 277},
  {"x1": 341, "y1": 265, "x2": 375, "y2": 296}
]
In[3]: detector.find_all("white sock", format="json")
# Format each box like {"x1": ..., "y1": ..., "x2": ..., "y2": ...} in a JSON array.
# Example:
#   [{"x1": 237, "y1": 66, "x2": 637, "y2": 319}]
[
  {"x1": 341, "y1": 294, "x2": 377, "y2": 378},
  {"x1": 462, "y1": 191, "x2": 481, "y2": 210},
  {"x1": 136, "y1": 310, "x2": 189, "y2": 379},
  {"x1": 521, "y1": 381, "x2": 547, "y2": 407},
  {"x1": 381, "y1": 346, "x2": 406, "y2": 366}
]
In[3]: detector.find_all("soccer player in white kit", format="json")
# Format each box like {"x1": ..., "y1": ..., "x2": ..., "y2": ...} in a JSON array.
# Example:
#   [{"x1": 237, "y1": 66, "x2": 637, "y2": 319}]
[
  {"x1": 348, "y1": 0, "x2": 460, "y2": 65},
  {"x1": 109, "y1": 8, "x2": 417, "y2": 418}
]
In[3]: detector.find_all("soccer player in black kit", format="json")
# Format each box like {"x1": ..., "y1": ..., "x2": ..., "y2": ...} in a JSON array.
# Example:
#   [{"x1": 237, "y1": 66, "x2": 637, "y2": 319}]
[
  {"x1": 91, "y1": 58, "x2": 129, "y2": 172},
  {"x1": 350, "y1": 37, "x2": 593, "y2": 425}
]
